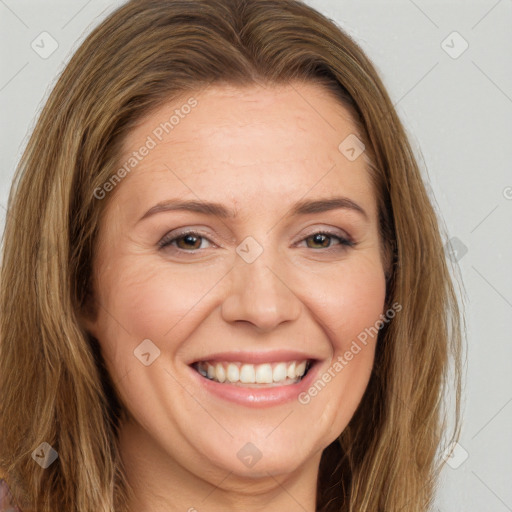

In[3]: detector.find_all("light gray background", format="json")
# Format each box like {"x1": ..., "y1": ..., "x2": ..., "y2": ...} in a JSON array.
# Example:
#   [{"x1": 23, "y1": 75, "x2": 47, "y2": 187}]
[{"x1": 1, "y1": 1, "x2": 511, "y2": 510}]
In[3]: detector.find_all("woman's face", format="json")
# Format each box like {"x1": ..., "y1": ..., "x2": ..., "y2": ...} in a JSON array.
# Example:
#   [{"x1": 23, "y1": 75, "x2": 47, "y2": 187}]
[{"x1": 84, "y1": 82, "x2": 386, "y2": 488}]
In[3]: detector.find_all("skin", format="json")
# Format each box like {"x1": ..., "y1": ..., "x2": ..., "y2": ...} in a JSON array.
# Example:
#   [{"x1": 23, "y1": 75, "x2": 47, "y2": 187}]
[{"x1": 81, "y1": 82, "x2": 387, "y2": 512}]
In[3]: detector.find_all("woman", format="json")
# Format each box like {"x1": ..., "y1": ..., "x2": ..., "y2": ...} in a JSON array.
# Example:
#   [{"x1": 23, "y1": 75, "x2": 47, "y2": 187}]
[{"x1": 0, "y1": 0, "x2": 464, "y2": 510}]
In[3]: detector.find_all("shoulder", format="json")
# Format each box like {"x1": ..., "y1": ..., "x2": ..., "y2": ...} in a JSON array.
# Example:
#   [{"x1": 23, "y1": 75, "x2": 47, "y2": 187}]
[{"x1": 0, "y1": 470, "x2": 23, "y2": 512}]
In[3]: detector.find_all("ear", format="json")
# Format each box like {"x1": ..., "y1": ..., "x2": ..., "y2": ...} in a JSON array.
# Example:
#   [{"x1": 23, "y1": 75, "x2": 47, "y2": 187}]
[{"x1": 76, "y1": 290, "x2": 100, "y2": 338}]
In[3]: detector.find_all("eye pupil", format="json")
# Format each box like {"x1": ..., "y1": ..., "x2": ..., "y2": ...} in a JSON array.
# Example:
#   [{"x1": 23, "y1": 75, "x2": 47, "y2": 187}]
[
  {"x1": 309, "y1": 233, "x2": 329, "y2": 248},
  {"x1": 178, "y1": 234, "x2": 201, "y2": 249}
]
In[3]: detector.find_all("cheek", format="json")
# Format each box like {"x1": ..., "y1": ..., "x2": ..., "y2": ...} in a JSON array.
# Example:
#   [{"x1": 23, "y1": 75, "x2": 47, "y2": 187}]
[
  {"x1": 93, "y1": 258, "x2": 219, "y2": 368},
  {"x1": 300, "y1": 256, "x2": 387, "y2": 351},
  {"x1": 306, "y1": 259, "x2": 384, "y2": 362},
  {"x1": 294, "y1": 260, "x2": 386, "y2": 436},
  {"x1": 95, "y1": 249, "x2": 386, "y2": 382}
]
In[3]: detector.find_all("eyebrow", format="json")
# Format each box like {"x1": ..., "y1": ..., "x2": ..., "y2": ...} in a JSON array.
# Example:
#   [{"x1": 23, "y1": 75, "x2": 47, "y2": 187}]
[{"x1": 138, "y1": 196, "x2": 369, "y2": 223}]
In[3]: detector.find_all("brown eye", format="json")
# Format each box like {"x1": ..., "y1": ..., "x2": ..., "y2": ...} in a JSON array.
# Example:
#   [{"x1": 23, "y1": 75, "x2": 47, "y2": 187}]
[
  {"x1": 305, "y1": 233, "x2": 332, "y2": 249},
  {"x1": 175, "y1": 233, "x2": 203, "y2": 250},
  {"x1": 300, "y1": 231, "x2": 354, "y2": 250},
  {"x1": 158, "y1": 230, "x2": 213, "y2": 251}
]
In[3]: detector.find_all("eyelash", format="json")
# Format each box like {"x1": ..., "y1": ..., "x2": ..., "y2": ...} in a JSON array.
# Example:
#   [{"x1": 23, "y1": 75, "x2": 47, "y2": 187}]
[{"x1": 158, "y1": 229, "x2": 356, "y2": 254}]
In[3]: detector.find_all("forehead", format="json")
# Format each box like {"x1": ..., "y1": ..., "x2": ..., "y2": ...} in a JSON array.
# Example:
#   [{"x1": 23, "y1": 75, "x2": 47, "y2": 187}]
[{"x1": 109, "y1": 82, "x2": 376, "y2": 222}]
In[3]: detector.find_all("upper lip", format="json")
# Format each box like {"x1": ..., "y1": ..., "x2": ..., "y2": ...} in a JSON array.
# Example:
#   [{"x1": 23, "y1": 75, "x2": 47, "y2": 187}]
[{"x1": 188, "y1": 350, "x2": 320, "y2": 365}]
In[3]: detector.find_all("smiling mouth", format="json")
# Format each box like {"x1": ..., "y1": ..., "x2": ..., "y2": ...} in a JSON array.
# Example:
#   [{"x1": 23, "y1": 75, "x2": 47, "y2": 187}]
[{"x1": 191, "y1": 359, "x2": 314, "y2": 387}]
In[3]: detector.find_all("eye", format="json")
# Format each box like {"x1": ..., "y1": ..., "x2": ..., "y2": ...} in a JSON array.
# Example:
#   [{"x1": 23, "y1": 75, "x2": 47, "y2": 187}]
[
  {"x1": 158, "y1": 228, "x2": 356, "y2": 255},
  {"x1": 158, "y1": 230, "x2": 214, "y2": 252},
  {"x1": 297, "y1": 230, "x2": 355, "y2": 251}
]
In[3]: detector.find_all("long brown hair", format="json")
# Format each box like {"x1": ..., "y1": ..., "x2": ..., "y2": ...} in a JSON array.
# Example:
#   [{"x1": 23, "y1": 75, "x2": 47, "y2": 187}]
[{"x1": 0, "y1": 0, "x2": 464, "y2": 510}]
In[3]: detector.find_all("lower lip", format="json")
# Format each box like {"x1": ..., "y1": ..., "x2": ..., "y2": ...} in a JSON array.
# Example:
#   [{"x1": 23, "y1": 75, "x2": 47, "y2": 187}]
[{"x1": 188, "y1": 361, "x2": 321, "y2": 408}]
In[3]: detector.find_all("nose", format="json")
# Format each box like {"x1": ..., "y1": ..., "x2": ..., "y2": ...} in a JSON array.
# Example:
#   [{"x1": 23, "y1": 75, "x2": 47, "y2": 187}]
[{"x1": 220, "y1": 250, "x2": 301, "y2": 332}]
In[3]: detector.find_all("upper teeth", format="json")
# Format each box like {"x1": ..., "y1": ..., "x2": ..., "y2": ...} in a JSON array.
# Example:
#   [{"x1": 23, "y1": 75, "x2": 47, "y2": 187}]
[{"x1": 195, "y1": 360, "x2": 309, "y2": 384}]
